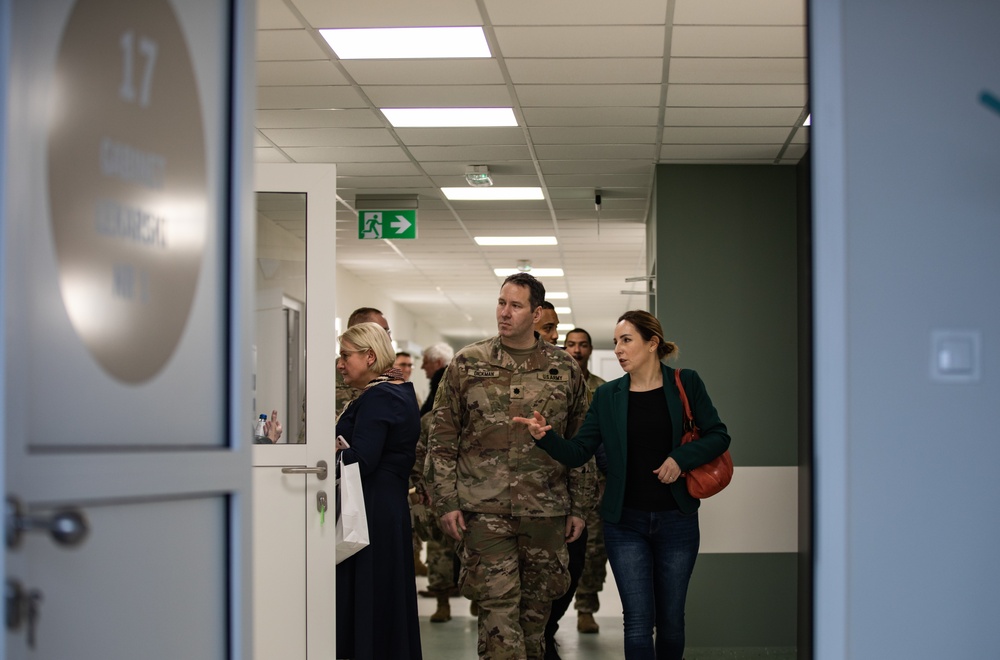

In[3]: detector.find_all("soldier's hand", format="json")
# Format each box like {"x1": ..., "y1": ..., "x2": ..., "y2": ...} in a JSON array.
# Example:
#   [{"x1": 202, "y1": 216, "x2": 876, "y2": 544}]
[
  {"x1": 439, "y1": 510, "x2": 466, "y2": 541},
  {"x1": 565, "y1": 515, "x2": 586, "y2": 543},
  {"x1": 512, "y1": 410, "x2": 552, "y2": 440}
]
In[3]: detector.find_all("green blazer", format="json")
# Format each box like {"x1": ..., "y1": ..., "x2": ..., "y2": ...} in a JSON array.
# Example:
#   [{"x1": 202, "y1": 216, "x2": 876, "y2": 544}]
[{"x1": 536, "y1": 363, "x2": 730, "y2": 520}]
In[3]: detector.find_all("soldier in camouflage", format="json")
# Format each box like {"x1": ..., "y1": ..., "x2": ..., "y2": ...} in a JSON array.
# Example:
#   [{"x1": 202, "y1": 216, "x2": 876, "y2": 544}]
[
  {"x1": 564, "y1": 328, "x2": 608, "y2": 635},
  {"x1": 428, "y1": 273, "x2": 595, "y2": 660},
  {"x1": 334, "y1": 307, "x2": 390, "y2": 417}
]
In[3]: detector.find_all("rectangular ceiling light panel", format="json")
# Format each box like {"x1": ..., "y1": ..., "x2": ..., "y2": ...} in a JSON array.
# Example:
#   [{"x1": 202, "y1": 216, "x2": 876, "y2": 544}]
[
  {"x1": 320, "y1": 26, "x2": 491, "y2": 60},
  {"x1": 493, "y1": 268, "x2": 564, "y2": 277},
  {"x1": 474, "y1": 236, "x2": 557, "y2": 246},
  {"x1": 382, "y1": 107, "x2": 517, "y2": 127},
  {"x1": 443, "y1": 187, "x2": 544, "y2": 200}
]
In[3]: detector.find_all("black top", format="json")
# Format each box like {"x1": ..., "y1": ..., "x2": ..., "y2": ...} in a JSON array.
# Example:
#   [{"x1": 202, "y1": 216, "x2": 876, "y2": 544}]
[
  {"x1": 419, "y1": 367, "x2": 445, "y2": 417},
  {"x1": 623, "y1": 387, "x2": 678, "y2": 511}
]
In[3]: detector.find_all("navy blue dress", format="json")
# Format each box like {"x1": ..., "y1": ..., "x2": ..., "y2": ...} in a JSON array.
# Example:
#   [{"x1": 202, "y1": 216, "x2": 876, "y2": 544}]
[{"x1": 336, "y1": 381, "x2": 422, "y2": 660}]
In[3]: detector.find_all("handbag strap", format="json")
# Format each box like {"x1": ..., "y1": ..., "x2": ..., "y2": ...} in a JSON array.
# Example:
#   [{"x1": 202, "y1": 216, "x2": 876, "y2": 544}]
[{"x1": 674, "y1": 368, "x2": 695, "y2": 433}]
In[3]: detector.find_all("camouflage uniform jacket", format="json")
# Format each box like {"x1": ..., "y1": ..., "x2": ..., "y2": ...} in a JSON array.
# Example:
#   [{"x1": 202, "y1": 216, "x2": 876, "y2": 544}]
[
  {"x1": 586, "y1": 372, "x2": 607, "y2": 396},
  {"x1": 334, "y1": 369, "x2": 361, "y2": 419},
  {"x1": 428, "y1": 335, "x2": 595, "y2": 519}
]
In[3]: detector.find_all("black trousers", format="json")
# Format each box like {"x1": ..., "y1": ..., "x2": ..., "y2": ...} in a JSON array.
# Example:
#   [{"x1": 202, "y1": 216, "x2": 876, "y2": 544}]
[{"x1": 545, "y1": 526, "x2": 588, "y2": 641}]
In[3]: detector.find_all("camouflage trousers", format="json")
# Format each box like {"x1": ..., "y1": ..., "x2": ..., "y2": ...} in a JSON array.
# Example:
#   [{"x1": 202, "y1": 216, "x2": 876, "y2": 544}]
[
  {"x1": 575, "y1": 475, "x2": 608, "y2": 613},
  {"x1": 426, "y1": 537, "x2": 458, "y2": 592},
  {"x1": 459, "y1": 513, "x2": 571, "y2": 660}
]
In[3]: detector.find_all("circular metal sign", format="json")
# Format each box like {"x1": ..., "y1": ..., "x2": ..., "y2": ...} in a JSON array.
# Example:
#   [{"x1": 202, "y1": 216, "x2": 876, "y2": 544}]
[{"x1": 47, "y1": 0, "x2": 208, "y2": 383}]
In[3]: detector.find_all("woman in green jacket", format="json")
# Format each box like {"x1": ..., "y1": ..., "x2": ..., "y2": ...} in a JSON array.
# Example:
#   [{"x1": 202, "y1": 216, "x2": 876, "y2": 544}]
[{"x1": 515, "y1": 310, "x2": 730, "y2": 660}]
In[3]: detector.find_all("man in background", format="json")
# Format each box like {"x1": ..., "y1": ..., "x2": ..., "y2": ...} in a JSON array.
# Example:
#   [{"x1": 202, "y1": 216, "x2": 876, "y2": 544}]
[
  {"x1": 335, "y1": 307, "x2": 390, "y2": 416},
  {"x1": 535, "y1": 300, "x2": 560, "y2": 344},
  {"x1": 418, "y1": 342, "x2": 453, "y2": 417},
  {"x1": 394, "y1": 351, "x2": 415, "y2": 382},
  {"x1": 563, "y1": 328, "x2": 608, "y2": 635}
]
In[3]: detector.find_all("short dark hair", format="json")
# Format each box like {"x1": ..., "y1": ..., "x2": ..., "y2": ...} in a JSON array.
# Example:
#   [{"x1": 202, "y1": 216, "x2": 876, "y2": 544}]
[
  {"x1": 539, "y1": 300, "x2": 555, "y2": 311},
  {"x1": 501, "y1": 273, "x2": 545, "y2": 310},
  {"x1": 395, "y1": 351, "x2": 411, "y2": 358},
  {"x1": 565, "y1": 327, "x2": 593, "y2": 346},
  {"x1": 348, "y1": 307, "x2": 383, "y2": 327},
  {"x1": 617, "y1": 310, "x2": 678, "y2": 360}
]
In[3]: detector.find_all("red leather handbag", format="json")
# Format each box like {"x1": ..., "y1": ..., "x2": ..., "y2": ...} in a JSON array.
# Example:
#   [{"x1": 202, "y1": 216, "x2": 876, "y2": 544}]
[{"x1": 675, "y1": 369, "x2": 733, "y2": 498}]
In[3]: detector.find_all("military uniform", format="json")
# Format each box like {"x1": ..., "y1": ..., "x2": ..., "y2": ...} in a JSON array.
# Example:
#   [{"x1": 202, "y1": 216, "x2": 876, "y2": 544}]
[
  {"x1": 334, "y1": 368, "x2": 361, "y2": 419},
  {"x1": 575, "y1": 372, "x2": 609, "y2": 617},
  {"x1": 428, "y1": 336, "x2": 595, "y2": 660}
]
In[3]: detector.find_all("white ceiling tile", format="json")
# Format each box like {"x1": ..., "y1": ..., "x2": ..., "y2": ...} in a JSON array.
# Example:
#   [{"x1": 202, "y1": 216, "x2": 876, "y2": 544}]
[
  {"x1": 506, "y1": 58, "x2": 663, "y2": 84},
  {"x1": 663, "y1": 106, "x2": 803, "y2": 126},
  {"x1": 256, "y1": 29, "x2": 329, "y2": 61},
  {"x1": 257, "y1": 86, "x2": 367, "y2": 109},
  {"x1": 533, "y1": 144, "x2": 656, "y2": 160},
  {"x1": 529, "y1": 126, "x2": 659, "y2": 145},
  {"x1": 666, "y1": 84, "x2": 807, "y2": 107},
  {"x1": 282, "y1": 146, "x2": 411, "y2": 162},
  {"x1": 669, "y1": 58, "x2": 807, "y2": 84},
  {"x1": 671, "y1": 26, "x2": 807, "y2": 58},
  {"x1": 674, "y1": 0, "x2": 806, "y2": 25},
  {"x1": 659, "y1": 144, "x2": 783, "y2": 160},
  {"x1": 485, "y1": 0, "x2": 668, "y2": 25},
  {"x1": 522, "y1": 107, "x2": 660, "y2": 127},
  {"x1": 421, "y1": 161, "x2": 537, "y2": 176},
  {"x1": 394, "y1": 127, "x2": 526, "y2": 146},
  {"x1": 255, "y1": 109, "x2": 384, "y2": 129},
  {"x1": 261, "y1": 127, "x2": 398, "y2": 147},
  {"x1": 407, "y1": 145, "x2": 533, "y2": 161},
  {"x1": 495, "y1": 26, "x2": 665, "y2": 58},
  {"x1": 662, "y1": 126, "x2": 795, "y2": 144},
  {"x1": 341, "y1": 60, "x2": 505, "y2": 86},
  {"x1": 517, "y1": 84, "x2": 662, "y2": 107},
  {"x1": 306, "y1": 0, "x2": 483, "y2": 28},
  {"x1": 782, "y1": 144, "x2": 808, "y2": 159},
  {"x1": 541, "y1": 160, "x2": 652, "y2": 175},
  {"x1": 258, "y1": 0, "x2": 303, "y2": 29},
  {"x1": 546, "y1": 174, "x2": 651, "y2": 188},
  {"x1": 335, "y1": 162, "x2": 422, "y2": 176},
  {"x1": 365, "y1": 85, "x2": 513, "y2": 107},
  {"x1": 257, "y1": 61, "x2": 348, "y2": 86}
]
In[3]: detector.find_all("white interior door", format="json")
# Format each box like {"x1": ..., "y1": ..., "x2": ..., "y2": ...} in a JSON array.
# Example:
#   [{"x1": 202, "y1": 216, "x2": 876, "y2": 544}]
[
  {"x1": 252, "y1": 164, "x2": 337, "y2": 659},
  {"x1": 2, "y1": 0, "x2": 254, "y2": 658}
]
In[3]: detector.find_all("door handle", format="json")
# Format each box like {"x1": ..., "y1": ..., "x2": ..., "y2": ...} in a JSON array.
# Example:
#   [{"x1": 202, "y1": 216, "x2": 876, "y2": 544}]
[
  {"x1": 280, "y1": 460, "x2": 328, "y2": 480},
  {"x1": 5, "y1": 496, "x2": 89, "y2": 549}
]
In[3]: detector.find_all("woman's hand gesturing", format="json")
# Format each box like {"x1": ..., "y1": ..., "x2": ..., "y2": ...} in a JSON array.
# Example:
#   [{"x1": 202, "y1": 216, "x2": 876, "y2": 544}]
[{"x1": 512, "y1": 410, "x2": 552, "y2": 440}]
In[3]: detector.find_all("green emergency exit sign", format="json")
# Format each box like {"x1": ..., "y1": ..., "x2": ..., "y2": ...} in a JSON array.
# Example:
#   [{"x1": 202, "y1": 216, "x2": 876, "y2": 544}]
[{"x1": 357, "y1": 210, "x2": 417, "y2": 239}]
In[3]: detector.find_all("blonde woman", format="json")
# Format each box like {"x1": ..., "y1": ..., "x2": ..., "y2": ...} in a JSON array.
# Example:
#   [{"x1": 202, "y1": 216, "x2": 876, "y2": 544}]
[{"x1": 335, "y1": 322, "x2": 422, "y2": 659}]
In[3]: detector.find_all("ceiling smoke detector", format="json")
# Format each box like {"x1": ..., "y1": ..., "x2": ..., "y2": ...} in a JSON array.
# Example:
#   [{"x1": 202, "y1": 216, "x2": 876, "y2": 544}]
[
  {"x1": 516, "y1": 259, "x2": 531, "y2": 272},
  {"x1": 465, "y1": 164, "x2": 493, "y2": 187}
]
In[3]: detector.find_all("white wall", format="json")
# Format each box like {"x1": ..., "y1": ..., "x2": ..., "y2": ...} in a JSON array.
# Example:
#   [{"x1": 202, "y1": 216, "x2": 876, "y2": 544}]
[{"x1": 812, "y1": 1, "x2": 1000, "y2": 657}]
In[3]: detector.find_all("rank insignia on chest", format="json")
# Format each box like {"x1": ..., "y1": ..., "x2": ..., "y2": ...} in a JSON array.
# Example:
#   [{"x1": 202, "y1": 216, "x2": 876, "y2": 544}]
[
  {"x1": 539, "y1": 372, "x2": 568, "y2": 382},
  {"x1": 471, "y1": 368, "x2": 500, "y2": 378},
  {"x1": 511, "y1": 385, "x2": 524, "y2": 399}
]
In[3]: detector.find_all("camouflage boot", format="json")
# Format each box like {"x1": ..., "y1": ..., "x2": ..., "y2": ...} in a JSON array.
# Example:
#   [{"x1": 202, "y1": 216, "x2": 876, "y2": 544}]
[
  {"x1": 577, "y1": 612, "x2": 599, "y2": 633},
  {"x1": 430, "y1": 596, "x2": 451, "y2": 623}
]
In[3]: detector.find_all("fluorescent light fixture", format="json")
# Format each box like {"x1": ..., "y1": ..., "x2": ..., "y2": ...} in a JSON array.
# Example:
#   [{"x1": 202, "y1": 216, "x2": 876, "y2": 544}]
[
  {"x1": 557, "y1": 335, "x2": 566, "y2": 344},
  {"x1": 546, "y1": 292, "x2": 569, "y2": 299},
  {"x1": 554, "y1": 307, "x2": 571, "y2": 315},
  {"x1": 382, "y1": 108, "x2": 517, "y2": 128},
  {"x1": 444, "y1": 187, "x2": 544, "y2": 201},
  {"x1": 556, "y1": 323, "x2": 575, "y2": 331},
  {"x1": 494, "y1": 268, "x2": 564, "y2": 277},
  {"x1": 320, "y1": 26, "x2": 491, "y2": 60},
  {"x1": 475, "y1": 236, "x2": 557, "y2": 246},
  {"x1": 803, "y1": 113, "x2": 811, "y2": 126}
]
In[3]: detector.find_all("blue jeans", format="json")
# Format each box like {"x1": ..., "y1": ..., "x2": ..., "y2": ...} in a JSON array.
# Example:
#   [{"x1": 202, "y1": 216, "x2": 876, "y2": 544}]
[{"x1": 603, "y1": 507, "x2": 700, "y2": 660}]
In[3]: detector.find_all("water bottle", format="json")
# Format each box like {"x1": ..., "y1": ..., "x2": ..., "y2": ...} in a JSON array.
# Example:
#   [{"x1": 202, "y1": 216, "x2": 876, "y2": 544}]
[{"x1": 253, "y1": 413, "x2": 269, "y2": 444}]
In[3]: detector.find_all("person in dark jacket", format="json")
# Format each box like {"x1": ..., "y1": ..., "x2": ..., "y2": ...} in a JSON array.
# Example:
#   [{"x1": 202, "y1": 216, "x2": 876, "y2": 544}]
[
  {"x1": 335, "y1": 322, "x2": 422, "y2": 660},
  {"x1": 515, "y1": 310, "x2": 731, "y2": 660}
]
